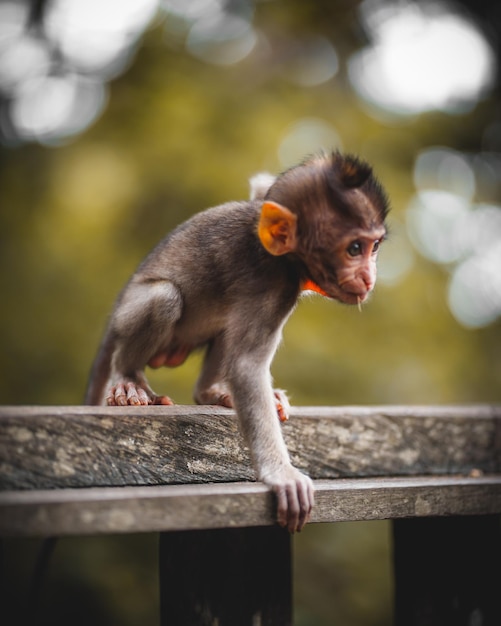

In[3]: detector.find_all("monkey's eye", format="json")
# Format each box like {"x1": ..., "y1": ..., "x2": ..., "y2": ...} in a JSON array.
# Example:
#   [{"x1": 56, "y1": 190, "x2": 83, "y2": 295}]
[
  {"x1": 347, "y1": 241, "x2": 363, "y2": 257},
  {"x1": 372, "y1": 240, "x2": 381, "y2": 254}
]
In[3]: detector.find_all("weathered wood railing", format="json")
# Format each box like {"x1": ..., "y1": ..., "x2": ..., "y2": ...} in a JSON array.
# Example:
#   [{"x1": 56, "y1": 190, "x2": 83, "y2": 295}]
[{"x1": 1, "y1": 405, "x2": 501, "y2": 625}]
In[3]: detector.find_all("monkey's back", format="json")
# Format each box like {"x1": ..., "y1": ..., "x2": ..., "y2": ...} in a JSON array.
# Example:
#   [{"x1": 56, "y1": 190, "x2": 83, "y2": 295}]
[
  {"x1": 129, "y1": 201, "x2": 300, "y2": 347},
  {"x1": 138, "y1": 202, "x2": 294, "y2": 296}
]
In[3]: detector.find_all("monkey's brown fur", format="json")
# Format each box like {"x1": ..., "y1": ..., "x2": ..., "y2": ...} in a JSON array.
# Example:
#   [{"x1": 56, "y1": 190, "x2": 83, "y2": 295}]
[{"x1": 85, "y1": 152, "x2": 389, "y2": 532}]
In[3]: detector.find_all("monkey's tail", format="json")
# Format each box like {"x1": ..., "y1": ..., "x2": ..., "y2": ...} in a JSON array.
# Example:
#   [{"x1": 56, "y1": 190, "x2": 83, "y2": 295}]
[{"x1": 83, "y1": 331, "x2": 114, "y2": 405}]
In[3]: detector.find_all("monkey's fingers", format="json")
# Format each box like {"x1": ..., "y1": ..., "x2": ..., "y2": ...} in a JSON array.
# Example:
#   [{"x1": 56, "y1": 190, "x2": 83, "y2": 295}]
[
  {"x1": 287, "y1": 483, "x2": 313, "y2": 533},
  {"x1": 277, "y1": 483, "x2": 303, "y2": 534},
  {"x1": 274, "y1": 472, "x2": 314, "y2": 533},
  {"x1": 297, "y1": 478, "x2": 315, "y2": 531},
  {"x1": 285, "y1": 484, "x2": 302, "y2": 533},
  {"x1": 275, "y1": 486, "x2": 290, "y2": 530}
]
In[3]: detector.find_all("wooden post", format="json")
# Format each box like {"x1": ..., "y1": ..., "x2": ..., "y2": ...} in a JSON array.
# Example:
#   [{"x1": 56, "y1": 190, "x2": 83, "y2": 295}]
[
  {"x1": 393, "y1": 515, "x2": 501, "y2": 626},
  {"x1": 159, "y1": 526, "x2": 292, "y2": 626}
]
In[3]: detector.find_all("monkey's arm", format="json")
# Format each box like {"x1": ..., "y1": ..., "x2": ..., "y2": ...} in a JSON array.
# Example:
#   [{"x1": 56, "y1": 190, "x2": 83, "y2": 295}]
[
  {"x1": 230, "y1": 357, "x2": 313, "y2": 532},
  {"x1": 223, "y1": 317, "x2": 314, "y2": 532}
]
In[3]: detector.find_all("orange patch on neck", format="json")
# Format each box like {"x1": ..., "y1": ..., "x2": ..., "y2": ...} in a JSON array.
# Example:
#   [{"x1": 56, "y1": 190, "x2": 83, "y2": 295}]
[{"x1": 301, "y1": 279, "x2": 328, "y2": 297}]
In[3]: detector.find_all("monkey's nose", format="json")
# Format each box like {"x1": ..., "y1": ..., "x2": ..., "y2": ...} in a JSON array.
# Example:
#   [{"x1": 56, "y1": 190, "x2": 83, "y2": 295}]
[
  {"x1": 359, "y1": 270, "x2": 374, "y2": 291},
  {"x1": 363, "y1": 278, "x2": 373, "y2": 291}
]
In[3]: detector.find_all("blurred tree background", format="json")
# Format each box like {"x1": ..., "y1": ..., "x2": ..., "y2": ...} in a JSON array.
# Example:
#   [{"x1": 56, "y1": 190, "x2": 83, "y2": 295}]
[{"x1": 1, "y1": 0, "x2": 500, "y2": 624}]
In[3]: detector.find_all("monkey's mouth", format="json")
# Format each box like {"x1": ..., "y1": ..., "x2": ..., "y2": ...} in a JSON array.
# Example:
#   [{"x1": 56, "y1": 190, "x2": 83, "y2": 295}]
[
  {"x1": 337, "y1": 287, "x2": 371, "y2": 306},
  {"x1": 303, "y1": 274, "x2": 371, "y2": 305},
  {"x1": 336, "y1": 275, "x2": 374, "y2": 305}
]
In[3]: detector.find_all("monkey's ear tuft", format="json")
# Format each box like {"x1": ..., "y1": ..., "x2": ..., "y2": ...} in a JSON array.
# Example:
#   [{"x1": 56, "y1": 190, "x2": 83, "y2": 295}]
[
  {"x1": 258, "y1": 201, "x2": 297, "y2": 256},
  {"x1": 338, "y1": 154, "x2": 372, "y2": 188}
]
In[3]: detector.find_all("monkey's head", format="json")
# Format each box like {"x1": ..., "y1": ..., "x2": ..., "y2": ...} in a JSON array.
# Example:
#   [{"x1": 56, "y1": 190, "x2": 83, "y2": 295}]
[{"x1": 257, "y1": 152, "x2": 389, "y2": 305}]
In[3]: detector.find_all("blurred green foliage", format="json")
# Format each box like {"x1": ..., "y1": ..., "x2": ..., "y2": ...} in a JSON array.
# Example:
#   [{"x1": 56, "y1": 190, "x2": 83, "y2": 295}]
[{"x1": 1, "y1": 1, "x2": 500, "y2": 625}]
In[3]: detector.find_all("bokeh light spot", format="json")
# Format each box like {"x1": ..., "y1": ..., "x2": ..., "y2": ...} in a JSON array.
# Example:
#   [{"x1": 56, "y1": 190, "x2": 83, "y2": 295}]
[
  {"x1": 11, "y1": 74, "x2": 107, "y2": 145},
  {"x1": 187, "y1": 13, "x2": 257, "y2": 65},
  {"x1": 0, "y1": 34, "x2": 51, "y2": 95},
  {"x1": 278, "y1": 118, "x2": 342, "y2": 168},
  {"x1": 348, "y1": 1, "x2": 495, "y2": 116},
  {"x1": 414, "y1": 147, "x2": 476, "y2": 200},
  {"x1": 46, "y1": 0, "x2": 159, "y2": 77},
  {"x1": 408, "y1": 146, "x2": 501, "y2": 327},
  {"x1": 0, "y1": 0, "x2": 159, "y2": 144},
  {"x1": 0, "y1": 1, "x2": 27, "y2": 44},
  {"x1": 284, "y1": 36, "x2": 339, "y2": 87},
  {"x1": 448, "y1": 243, "x2": 501, "y2": 327},
  {"x1": 377, "y1": 219, "x2": 414, "y2": 286},
  {"x1": 406, "y1": 190, "x2": 471, "y2": 264},
  {"x1": 162, "y1": 0, "x2": 225, "y2": 22}
]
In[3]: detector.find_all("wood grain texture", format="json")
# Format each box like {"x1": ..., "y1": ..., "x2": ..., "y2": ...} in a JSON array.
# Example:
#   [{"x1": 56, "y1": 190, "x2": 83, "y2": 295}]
[
  {"x1": 1, "y1": 475, "x2": 500, "y2": 536},
  {"x1": 1, "y1": 405, "x2": 500, "y2": 490}
]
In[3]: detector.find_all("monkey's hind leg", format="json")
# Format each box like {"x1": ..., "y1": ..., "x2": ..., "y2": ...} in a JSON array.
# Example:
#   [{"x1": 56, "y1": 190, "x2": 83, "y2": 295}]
[
  {"x1": 194, "y1": 336, "x2": 233, "y2": 408},
  {"x1": 107, "y1": 280, "x2": 183, "y2": 406}
]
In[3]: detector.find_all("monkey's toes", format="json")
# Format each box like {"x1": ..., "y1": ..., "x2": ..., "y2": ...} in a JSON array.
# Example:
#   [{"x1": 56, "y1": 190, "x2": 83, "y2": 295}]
[
  {"x1": 106, "y1": 382, "x2": 154, "y2": 406},
  {"x1": 274, "y1": 389, "x2": 290, "y2": 422},
  {"x1": 153, "y1": 394, "x2": 174, "y2": 406},
  {"x1": 195, "y1": 387, "x2": 233, "y2": 408}
]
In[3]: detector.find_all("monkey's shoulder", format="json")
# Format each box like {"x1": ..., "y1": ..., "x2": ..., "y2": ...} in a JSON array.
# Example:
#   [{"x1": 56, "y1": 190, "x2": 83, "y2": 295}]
[
  {"x1": 178, "y1": 201, "x2": 259, "y2": 241},
  {"x1": 135, "y1": 200, "x2": 298, "y2": 302}
]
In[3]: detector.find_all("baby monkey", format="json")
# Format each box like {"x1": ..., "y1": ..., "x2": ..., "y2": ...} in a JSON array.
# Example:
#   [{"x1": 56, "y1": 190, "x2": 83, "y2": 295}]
[{"x1": 85, "y1": 152, "x2": 389, "y2": 532}]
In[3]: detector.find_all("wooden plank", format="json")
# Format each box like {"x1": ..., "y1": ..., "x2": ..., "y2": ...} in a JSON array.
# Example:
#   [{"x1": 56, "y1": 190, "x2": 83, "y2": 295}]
[
  {"x1": 1, "y1": 475, "x2": 500, "y2": 536},
  {"x1": 1, "y1": 405, "x2": 499, "y2": 489},
  {"x1": 393, "y1": 516, "x2": 501, "y2": 625},
  {"x1": 159, "y1": 527, "x2": 292, "y2": 626}
]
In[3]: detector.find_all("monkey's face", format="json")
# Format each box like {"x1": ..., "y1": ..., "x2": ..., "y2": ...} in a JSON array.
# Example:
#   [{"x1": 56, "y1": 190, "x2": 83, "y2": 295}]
[
  {"x1": 302, "y1": 225, "x2": 386, "y2": 306},
  {"x1": 257, "y1": 193, "x2": 388, "y2": 306}
]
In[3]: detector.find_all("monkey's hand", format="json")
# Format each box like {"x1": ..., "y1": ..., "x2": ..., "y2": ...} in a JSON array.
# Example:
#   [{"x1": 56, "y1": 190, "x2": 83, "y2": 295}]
[
  {"x1": 106, "y1": 376, "x2": 173, "y2": 406},
  {"x1": 260, "y1": 465, "x2": 314, "y2": 533}
]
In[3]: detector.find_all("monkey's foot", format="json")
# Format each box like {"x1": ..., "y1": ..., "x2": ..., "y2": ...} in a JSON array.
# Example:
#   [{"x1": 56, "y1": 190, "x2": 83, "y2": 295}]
[
  {"x1": 106, "y1": 380, "x2": 173, "y2": 406},
  {"x1": 274, "y1": 389, "x2": 290, "y2": 422},
  {"x1": 195, "y1": 385, "x2": 233, "y2": 408}
]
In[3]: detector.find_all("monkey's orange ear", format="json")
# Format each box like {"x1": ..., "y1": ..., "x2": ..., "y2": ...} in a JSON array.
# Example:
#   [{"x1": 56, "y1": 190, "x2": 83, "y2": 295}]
[{"x1": 258, "y1": 201, "x2": 297, "y2": 256}]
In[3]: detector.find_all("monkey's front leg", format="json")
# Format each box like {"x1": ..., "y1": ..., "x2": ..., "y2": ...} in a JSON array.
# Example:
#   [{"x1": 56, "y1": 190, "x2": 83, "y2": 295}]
[
  {"x1": 195, "y1": 337, "x2": 291, "y2": 420},
  {"x1": 228, "y1": 354, "x2": 314, "y2": 532}
]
